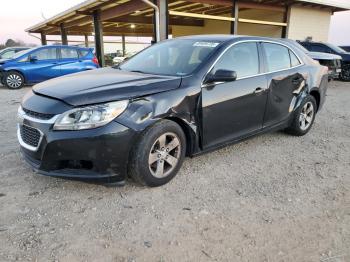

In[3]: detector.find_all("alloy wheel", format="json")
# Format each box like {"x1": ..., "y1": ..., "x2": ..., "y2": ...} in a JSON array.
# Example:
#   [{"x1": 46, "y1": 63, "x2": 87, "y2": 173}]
[
  {"x1": 299, "y1": 101, "x2": 314, "y2": 131},
  {"x1": 6, "y1": 74, "x2": 22, "y2": 89},
  {"x1": 148, "y1": 132, "x2": 181, "y2": 178}
]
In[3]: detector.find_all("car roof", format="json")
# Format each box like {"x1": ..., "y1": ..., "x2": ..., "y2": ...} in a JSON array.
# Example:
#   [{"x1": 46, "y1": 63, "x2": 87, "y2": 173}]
[
  {"x1": 175, "y1": 35, "x2": 299, "y2": 46},
  {"x1": 0, "y1": 46, "x2": 29, "y2": 50}
]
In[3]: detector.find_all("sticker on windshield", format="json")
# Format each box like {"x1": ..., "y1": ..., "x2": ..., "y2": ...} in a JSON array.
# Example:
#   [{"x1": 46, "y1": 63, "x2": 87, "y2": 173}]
[{"x1": 193, "y1": 42, "x2": 219, "y2": 48}]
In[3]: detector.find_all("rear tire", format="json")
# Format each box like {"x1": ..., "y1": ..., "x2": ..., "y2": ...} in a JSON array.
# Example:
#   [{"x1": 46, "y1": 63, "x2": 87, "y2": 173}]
[
  {"x1": 129, "y1": 120, "x2": 186, "y2": 187},
  {"x1": 285, "y1": 95, "x2": 317, "y2": 136},
  {"x1": 4, "y1": 71, "x2": 25, "y2": 89}
]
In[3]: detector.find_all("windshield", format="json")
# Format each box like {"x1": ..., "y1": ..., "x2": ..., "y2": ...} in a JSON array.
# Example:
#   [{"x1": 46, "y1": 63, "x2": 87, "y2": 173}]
[
  {"x1": 327, "y1": 43, "x2": 347, "y2": 54},
  {"x1": 120, "y1": 39, "x2": 220, "y2": 76},
  {"x1": 11, "y1": 48, "x2": 35, "y2": 59}
]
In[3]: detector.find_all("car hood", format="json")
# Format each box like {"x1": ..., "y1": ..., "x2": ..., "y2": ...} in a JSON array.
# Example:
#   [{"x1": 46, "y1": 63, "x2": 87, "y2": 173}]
[
  {"x1": 309, "y1": 52, "x2": 342, "y2": 60},
  {"x1": 33, "y1": 67, "x2": 182, "y2": 106},
  {"x1": 0, "y1": 58, "x2": 11, "y2": 65}
]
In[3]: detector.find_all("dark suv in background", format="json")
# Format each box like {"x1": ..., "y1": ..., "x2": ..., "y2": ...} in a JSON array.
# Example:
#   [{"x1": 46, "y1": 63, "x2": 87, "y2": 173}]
[
  {"x1": 299, "y1": 41, "x2": 350, "y2": 81},
  {"x1": 282, "y1": 39, "x2": 341, "y2": 80},
  {"x1": 340, "y1": 46, "x2": 350, "y2": 52}
]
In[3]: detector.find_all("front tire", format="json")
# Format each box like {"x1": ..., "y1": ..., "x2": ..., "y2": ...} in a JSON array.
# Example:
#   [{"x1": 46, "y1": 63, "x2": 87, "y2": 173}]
[
  {"x1": 129, "y1": 120, "x2": 186, "y2": 187},
  {"x1": 4, "y1": 71, "x2": 25, "y2": 89}
]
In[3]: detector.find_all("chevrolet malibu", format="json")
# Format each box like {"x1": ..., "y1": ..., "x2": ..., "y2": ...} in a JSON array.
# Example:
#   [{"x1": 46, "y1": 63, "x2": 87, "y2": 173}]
[{"x1": 18, "y1": 35, "x2": 328, "y2": 187}]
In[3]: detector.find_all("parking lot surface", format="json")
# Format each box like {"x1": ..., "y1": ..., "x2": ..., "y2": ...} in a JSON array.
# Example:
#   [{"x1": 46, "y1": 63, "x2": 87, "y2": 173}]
[{"x1": 0, "y1": 82, "x2": 349, "y2": 262}]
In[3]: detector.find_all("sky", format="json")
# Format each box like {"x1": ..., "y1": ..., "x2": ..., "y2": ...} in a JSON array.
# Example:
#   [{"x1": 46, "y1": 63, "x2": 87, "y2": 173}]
[{"x1": 0, "y1": 0, "x2": 350, "y2": 46}]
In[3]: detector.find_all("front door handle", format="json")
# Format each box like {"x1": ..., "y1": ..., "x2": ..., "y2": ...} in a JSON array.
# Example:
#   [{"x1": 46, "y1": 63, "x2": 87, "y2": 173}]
[{"x1": 254, "y1": 87, "x2": 265, "y2": 94}]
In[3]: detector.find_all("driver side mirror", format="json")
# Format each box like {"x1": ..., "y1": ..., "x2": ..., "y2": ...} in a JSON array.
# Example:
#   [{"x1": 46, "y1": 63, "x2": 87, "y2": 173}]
[
  {"x1": 30, "y1": 55, "x2": 38, "y2": 62},
  {"x1": 206, "y1": 69, "x2": 237, "y2": 84}
]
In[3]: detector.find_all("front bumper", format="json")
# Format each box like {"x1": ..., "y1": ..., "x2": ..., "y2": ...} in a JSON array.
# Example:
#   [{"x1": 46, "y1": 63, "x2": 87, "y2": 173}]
[{"x1": 18, "y1": 113, "x2": 137, "y2": 183}]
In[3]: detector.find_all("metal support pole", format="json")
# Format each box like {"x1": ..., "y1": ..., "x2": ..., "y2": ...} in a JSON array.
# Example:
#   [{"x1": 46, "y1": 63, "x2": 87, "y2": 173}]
[
  {"x1": 231, "y1": 0, "x2": 239, "y2": 35},
  {"x1": 84, "y1": 34, "x2": 89, "y2": 47},
  {"x1": 282, "y1": 6, "x2": 290, "y2": 38},
  {"x1": 93, "y1": 10, "x2": 105, "y2": 67},
  {"x1": 142, "y1": 0, "x2": 160, "y2": 42},
  {"x1": 60, "y1": 23, "x2": 68, "y2": 45},
  {"x1": 122, "y1": 35, "x2": 126, "y2": 56},
  {"x1": 40, "y1": 32, "x2": 47, "y2": 45},
  {"x1": 157, "y1": 0, "x2": 168, "y2": 40}
]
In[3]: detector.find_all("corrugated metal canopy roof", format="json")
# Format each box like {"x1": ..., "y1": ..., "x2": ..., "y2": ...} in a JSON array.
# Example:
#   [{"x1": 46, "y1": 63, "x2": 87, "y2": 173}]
[{"x1": 25, "y1": 0, "x2": 350, "y2": 35}]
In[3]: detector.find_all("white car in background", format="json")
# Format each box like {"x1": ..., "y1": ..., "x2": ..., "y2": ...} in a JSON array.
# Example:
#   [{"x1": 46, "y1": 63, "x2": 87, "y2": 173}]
[{"x1": 113, "y1": 51, "x2": 139, "y2": 65}]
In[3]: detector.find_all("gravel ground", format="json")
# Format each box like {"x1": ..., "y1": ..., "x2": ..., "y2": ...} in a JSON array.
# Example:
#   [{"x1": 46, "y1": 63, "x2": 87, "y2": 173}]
[{"x1": 0, "y1": 81, "x2": 349, "y2": 262}]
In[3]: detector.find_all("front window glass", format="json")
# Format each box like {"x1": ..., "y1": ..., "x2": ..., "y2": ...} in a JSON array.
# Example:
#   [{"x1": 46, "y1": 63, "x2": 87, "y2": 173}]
[
  {"x1": 211, "y1": 42, "x2": 260, "y2": 79},
  {"x1": 120, "y1": 39, "x2": 220, "y2": 76},
  {"x1": 11, "y1": 48, "x2": 35, "y2": 60},
  {"x1": 31, "y1": 48, "x2": 57, "y2": 60},
  {"x1": 263, "y1": 43, "x2": 291, "y2": 72}
]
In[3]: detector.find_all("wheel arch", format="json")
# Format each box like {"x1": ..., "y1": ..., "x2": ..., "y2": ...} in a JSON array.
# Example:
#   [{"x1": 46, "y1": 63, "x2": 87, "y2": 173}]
[
  {"x1": 309, "y1": 89, "x2": 321, "y2": 111},
  {"x1": 164, "y1": 116, "x2": 197, "y2": 157},
  {"x1": 4, "y1": 69, "x2": 26, "y2": 82}
]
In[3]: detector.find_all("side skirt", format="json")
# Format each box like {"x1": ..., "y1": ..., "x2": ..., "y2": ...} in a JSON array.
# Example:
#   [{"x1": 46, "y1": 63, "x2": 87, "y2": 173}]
[{"x1": 191, "y1": 119, "x2": 290, "y2": 157}]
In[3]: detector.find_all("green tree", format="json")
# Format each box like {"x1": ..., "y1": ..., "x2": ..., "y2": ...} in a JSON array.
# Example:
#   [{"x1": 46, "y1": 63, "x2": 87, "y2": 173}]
[{"x1": 5, "y1": 39, "x2": 17, "y2": 47}]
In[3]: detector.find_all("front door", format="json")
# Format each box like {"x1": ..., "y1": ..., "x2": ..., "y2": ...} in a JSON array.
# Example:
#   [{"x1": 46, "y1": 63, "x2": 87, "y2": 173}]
[
  {"x1": 201, "y1": 42, "x2": 268, "y2": 149},
  {"x1": 23, "y1": 47, "x2": 61, "y2": 83}
]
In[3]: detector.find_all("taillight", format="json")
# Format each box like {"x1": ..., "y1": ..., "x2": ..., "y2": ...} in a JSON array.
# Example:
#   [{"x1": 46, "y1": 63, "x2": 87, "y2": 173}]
[{"x1": 92, "y1": 56, "x2": 99, "y2": 66}]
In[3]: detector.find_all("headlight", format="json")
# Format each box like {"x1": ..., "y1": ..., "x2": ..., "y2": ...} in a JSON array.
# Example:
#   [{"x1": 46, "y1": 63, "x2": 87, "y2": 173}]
[{"x1": 53, "y1": 100, "x2": 128, "y2": 131}]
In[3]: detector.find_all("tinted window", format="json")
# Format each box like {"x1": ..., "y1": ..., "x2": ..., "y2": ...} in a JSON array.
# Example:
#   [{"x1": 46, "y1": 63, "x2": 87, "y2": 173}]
[
  {"x1": 31, "y1": 48, "x2": 57, "y2": 60},
  {"x1": 309, "y1": 44, "x2": 328, "y2": 53},
  {"x1": 263, "y1": 43, "x2": 291, "y2": 72},
  {"x1": 120, "y1": 39, "x2": 219, "y2": 76},
  {"x1": 61, "y1": 48, "x2": 79, "y2": 59},
  {"x1": 289, "y1": 50, "x2": 301, "y2": 67},
  {"x1": 211, "y1": 42, "x2": 259, "y2": 78}
]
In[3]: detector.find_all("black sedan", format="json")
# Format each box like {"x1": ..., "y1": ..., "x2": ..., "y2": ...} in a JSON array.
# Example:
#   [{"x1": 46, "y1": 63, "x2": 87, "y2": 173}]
[{"x1": 18, "y1": 35, "x2": 328, "y2": 187}]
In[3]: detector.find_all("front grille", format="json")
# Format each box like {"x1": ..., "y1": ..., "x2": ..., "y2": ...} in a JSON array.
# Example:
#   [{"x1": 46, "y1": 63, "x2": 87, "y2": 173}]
[
  {"x1": 22, "y1": 107, "x2": 55, "y2": 120},
  {"x1": 20, "y1": 125, "x2": 41, "y2": 148}
]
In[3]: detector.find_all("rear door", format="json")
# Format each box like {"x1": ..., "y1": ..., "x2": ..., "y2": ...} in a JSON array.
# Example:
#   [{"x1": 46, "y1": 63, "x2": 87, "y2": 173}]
[
  {"x1": 22, "y1": 47, "x2": 61, "y2": 83},
  {"x1": 261, "y1": 42, "x2": 305, "y2": 127},
  {"x1": 58, "y1": 47, "x2": 83, "y2": 76},
  {"x1": 201, "y1": 42, "x2": 268, "y2": 148}
]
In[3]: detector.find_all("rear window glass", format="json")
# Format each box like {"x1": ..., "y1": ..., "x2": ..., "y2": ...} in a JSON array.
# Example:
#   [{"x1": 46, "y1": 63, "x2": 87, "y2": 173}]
[
  {"x1": 263, "y1": 43, "x2": 291, "y2": 72},
  {"x1": 289, "y1": 50, "x2": 301, "y2": 67},
  {"x1": 61, "y1": 48, "x2": 79, "y2": 59},
  {"x1": 79, "y1": 50, "x2": 90, "y2": 57}
]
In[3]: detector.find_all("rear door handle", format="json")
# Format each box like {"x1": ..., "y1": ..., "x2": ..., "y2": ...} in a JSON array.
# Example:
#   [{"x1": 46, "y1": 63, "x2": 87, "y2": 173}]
[{"x1": 254, "y1": 87, "x2": 265, "y2": 94}]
